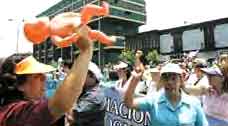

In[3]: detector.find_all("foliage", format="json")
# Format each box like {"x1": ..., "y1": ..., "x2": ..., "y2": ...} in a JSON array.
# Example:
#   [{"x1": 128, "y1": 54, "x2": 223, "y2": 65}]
[
  {"x1": 118, "y1": 49, "x2": 135, "y2": 65},
  {"x1": 146, "y1": 49, "x2": 160, "y2": 66}
]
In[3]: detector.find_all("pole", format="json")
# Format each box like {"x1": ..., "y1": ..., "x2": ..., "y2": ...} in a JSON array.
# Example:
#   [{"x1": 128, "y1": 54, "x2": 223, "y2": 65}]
[
  {"x1": 98, "y1": 0, "x2": 101, "y2": 67},
  {"x1": 16, "y1": 24, "x2": 19, "y2": 53},
  {"x1": 98, "y1": 19, "x2": 101, "y2": 67},
  {"x1": 8, "y1": 19, "x2": 20, "y2": 54},
  {"x1": 71, "y1": 0, "x2": 74, "y2": 61}
]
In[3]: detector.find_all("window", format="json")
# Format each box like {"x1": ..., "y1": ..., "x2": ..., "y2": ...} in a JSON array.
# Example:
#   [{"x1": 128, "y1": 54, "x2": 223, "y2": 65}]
[
  {"x1": 214, "y1": 23, "x2": 228, "y2": 48},
  {"x1": 160, "y1": 34, "x2": 174, "y2": 53},
  {"x1": 182, "y1": 29, "x2": 204, "y2": 51}
]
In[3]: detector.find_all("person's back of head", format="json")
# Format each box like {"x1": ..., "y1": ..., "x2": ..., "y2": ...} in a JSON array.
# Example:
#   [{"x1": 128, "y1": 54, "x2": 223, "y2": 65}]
[
  {"x1": 63, "y1": 60, "x2": 73, "y2": 69},
  {"x1": 109, "y1": 70, "x2": 119, "y2": 81},
  {"x1": 62, "y1": 60, "x2": 73, "y2": 74}
]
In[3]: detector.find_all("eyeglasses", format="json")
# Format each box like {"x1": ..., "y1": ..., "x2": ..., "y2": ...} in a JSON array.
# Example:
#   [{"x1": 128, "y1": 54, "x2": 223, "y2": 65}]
[{"x1": 161, "y1": 73, "x2": 180, "y2": 81}]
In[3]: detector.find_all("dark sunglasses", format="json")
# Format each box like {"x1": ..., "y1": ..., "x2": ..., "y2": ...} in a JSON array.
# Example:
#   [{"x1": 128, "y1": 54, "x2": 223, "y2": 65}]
[
  {"x1": 161, "y1": 73, "x2": 179, "y2": 81},
  {"x1": 116, "y1": 68, "x2": 127, "y2": 72}
]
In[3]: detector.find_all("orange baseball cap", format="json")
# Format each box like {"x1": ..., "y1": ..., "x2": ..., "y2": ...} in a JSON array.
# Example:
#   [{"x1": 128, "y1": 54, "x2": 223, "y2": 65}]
[{"x1": 16, "y1": 56, "x2": 56, "y2": 74}]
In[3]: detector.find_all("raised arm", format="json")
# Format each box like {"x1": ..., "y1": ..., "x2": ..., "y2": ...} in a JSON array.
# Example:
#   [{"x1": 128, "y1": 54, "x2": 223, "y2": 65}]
[
  {"x1": 124, "y1": 69, "x2": 143, "y2": 109},
  {"x1": 48, "y1": 25, "x2": 93, "y2": 119}
]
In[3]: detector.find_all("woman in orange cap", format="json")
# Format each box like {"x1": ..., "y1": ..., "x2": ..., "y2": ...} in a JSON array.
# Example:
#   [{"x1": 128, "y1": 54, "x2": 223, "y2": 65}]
[{"x1": 0, "y1": 25, "x2": 93, "y2": 126}]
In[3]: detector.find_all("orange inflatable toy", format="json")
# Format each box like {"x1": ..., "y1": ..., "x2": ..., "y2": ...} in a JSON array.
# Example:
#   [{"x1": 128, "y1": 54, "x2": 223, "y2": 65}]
[
  {"x1": 24, "y1": 17, "x2": 50, "y2": 44},
  {"x1": 24, "y1": 1, "x2": 115, "y2": 47}
]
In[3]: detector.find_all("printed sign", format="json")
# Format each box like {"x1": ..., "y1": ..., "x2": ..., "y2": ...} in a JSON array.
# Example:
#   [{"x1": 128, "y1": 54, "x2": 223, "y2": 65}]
[{"x1": 102, "y1": 85, "x2": 150, "y2": 126}]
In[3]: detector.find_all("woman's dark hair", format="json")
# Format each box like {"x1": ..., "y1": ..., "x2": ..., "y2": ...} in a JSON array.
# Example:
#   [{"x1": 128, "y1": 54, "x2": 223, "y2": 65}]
[
  {"x1": 109, "y1": 70, "x2": 119, "y2": 81},
  {"x1": 88, "y1": 70, "x2": 100, "y2": 84},
  {"x1": 125, "y1": 67, "x2": 132, "y2": 79},
  {"x1": 63, "y1": 60, "x2": 73, "y2": 69},
  {"x1": 0, "y1": 53, "x2": 30, "y2": 105}
]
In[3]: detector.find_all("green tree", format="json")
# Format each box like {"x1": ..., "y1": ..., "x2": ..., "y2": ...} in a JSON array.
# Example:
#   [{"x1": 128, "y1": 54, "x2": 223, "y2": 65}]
[
  {"x1": 146, "y1": 49, "x2": 160, "y2": 66},
  {"x1": 119, "y1": 49, "x2": 135, "y2": 65}
]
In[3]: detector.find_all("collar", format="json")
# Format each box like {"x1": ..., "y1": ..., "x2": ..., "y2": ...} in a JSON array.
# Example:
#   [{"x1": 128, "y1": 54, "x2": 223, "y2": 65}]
[{"x1": 158, "y1": 90, "x2": 191, "y2": 106}]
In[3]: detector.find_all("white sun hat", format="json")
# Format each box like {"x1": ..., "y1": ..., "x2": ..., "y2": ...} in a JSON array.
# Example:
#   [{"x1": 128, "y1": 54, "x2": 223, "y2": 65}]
[
  {"x1": 113, "y1": 61, "x2": 128, "y2": 70},
  {"x1": 160, "y1": 63, "x2": 183, "y2": 75},
  {"x1": 88, "y1": 62, "x2": 103, "y2": 80}
]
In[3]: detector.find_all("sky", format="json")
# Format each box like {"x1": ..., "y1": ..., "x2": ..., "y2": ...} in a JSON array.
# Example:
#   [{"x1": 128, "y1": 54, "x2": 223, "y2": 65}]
[
  {"x1": 0, "y1": 0, "x2": 61, "y2": 57},
  {"x1": 0, "y1": 0, "x2": 228, "y2": 57},
  {"x1": 140, "y1": 0, "x2": 228, "y2": 32}
]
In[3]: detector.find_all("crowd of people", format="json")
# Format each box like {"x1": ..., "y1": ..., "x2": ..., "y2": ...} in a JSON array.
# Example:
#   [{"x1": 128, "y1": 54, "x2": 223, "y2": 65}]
[
  {"x1": 1, "y1": 38, "x2": 228, "y2": 126},
  {"x1": 50, "y1": 49, "x2": 228, "y2": 126},
  {"x1": 0, "y1": 3, "x2": 228, "y2": 126}
]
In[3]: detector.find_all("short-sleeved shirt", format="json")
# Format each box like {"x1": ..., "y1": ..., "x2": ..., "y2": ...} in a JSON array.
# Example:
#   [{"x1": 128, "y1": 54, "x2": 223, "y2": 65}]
[
  {"x1": 0, "y1": 98, "x2": 53, "y2": 126},
  {"x1": 137, "y1": 90, "x2": 208, "y2": 126}
]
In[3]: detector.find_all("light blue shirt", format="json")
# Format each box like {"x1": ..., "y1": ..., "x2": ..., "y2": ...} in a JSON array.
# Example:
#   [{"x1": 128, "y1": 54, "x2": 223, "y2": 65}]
[{"x1": 138, "y1": 90, "x2": 208, "y2": 126}]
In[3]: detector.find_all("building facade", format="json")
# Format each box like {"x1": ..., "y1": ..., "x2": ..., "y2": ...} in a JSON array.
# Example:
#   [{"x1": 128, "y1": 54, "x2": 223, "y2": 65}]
[
  {"x1": 126, "y1": 17, "x2": 228, "y2": 61},
  {"x1": 33, "y1": 0, "x2": 146, "y2": 66}
]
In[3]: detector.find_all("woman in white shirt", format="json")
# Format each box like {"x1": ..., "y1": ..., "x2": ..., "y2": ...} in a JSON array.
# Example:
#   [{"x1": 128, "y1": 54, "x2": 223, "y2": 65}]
[{"x1": 201, "y1": 65, "x2": 228, "y2": 126}]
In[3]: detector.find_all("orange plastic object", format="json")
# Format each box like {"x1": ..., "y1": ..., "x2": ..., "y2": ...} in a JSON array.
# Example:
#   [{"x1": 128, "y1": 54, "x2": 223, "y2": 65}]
[
  {"x1": 89, "y1": 30, "x2": 113, "y2": 46},
  {"x1": 50, "y1": 12, "x2": 81, "y2": 37},
  {"x1": 81, "y1": 1, "x2": 109, "y2": 25},
  {"x1": 23, "y1": 1, "x2": 114, "y2": 48},
  {"x1": 24, "y1": 17, "x2": 50, "y2": 44},
  {"x1": 51, "y1": 33, "x2": 80, "y2": 48}
]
